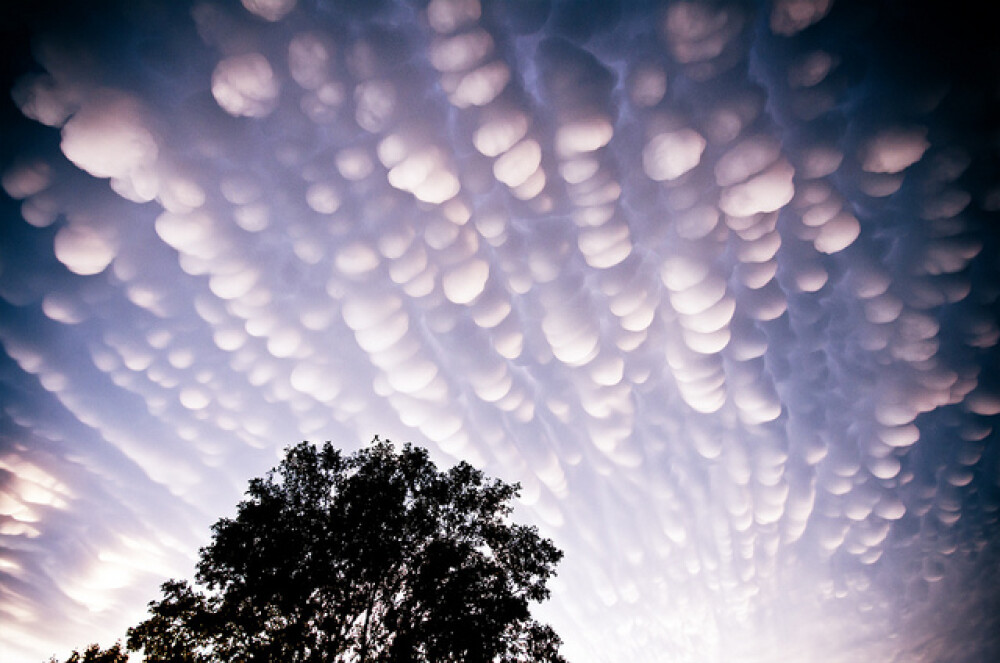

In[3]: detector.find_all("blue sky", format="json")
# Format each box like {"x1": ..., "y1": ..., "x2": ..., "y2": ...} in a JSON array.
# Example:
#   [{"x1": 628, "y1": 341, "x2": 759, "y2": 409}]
[{"x1": 1, "y1": 1, "x2": 999, "y2": 661}]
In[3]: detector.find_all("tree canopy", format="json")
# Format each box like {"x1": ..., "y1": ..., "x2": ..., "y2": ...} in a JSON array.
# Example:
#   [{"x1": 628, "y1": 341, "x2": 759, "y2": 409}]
[
  {"x1": 48, "y1": 643, "x2": 128, "y2": 663},
  {"x1": 124, "y1": 439, "x2": 566, "y2": 662}
]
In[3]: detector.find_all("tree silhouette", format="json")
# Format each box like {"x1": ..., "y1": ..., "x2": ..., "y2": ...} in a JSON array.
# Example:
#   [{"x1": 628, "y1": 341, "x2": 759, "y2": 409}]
[
  {"x1": 126, "y1": 439, "x2": 566, "y2": 662},
  {"x1": 49, "y1": 643, "x2": 128, "y2": 663}
]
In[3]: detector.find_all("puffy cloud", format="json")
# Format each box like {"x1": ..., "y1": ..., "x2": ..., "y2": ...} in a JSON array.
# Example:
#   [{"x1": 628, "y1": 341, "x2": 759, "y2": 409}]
[
  {"x1": 241, "y1": 0, "x2": 296, "y2": 22},
  {"x1": 60, "y1": 90, "x2": 159, "y2": 181},
  {"x1": 53, "y1": 222, "x2": 119, "y2": 275},
  {"x1": 2, "y1": 2, "x2": 1000, "y2": 663},
  {"x1": 211, "y1": 53, "x2": 281, "y2": 118},
  {"x1": 643, "y1": 128, "x2": 707, "y2": 181},
  {"x1": 2, "y1": 159, "x2": 52, "y2": 199},
  {"x1": 718, "y1": 159, "x2": 796, "y2": 216},
  {"x1": 770, "y1": 0, "x2": 833, "y2": 36},
  {"x1": 860, "y1": 127, "x2": 931, "y2": 174}
]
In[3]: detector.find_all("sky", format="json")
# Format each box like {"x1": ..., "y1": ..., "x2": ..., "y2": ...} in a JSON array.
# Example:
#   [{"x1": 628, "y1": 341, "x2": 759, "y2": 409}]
[{"x1": 1, "y1": 0, "x2": 999, "y2": 661}]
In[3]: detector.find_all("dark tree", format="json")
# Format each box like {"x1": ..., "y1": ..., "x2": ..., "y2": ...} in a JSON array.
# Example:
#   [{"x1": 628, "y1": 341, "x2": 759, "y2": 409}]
[
  {"x1": 126, "y1": 439, "x2": 566, "y2": 662},
  {"x1": 49, "y1": 643, "x2": 129, "y2": 663}
]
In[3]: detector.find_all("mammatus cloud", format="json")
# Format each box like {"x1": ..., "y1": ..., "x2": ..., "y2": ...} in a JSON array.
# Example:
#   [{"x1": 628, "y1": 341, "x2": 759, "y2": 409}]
[{"x1": 1, "y1": 1, "x2": 999, "y2": 662}]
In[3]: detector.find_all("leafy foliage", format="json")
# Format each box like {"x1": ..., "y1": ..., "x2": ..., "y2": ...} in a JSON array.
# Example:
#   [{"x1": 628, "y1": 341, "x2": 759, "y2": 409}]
[
  {"x1": 49, "y1": 643, "x2": 129, "y2": 663},
  {"x1": 126, "y1": 439, "x2": 566, "y2": 662}
]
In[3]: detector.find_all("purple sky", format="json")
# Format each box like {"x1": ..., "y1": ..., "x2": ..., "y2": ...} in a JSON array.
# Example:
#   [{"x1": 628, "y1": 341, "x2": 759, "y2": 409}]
[{"x1": 1, "y1": 1, "x2": 999, "y2": 661}]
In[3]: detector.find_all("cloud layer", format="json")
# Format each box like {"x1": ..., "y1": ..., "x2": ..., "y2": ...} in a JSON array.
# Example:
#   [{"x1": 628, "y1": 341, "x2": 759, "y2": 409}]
[{"x1": 1, "y1": 1, "x2": 999, "y2": 661}]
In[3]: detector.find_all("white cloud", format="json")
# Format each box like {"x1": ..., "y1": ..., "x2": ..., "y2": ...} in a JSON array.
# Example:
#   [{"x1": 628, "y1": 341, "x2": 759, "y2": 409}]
[
  {"x1": 211, "y1": 54, "x2": 281, "y2": 118},
  {"x1": 241, "y1": 0, "x2": 297, "y2": 22},
  {"x1": 53, "y1": 222, "x2": 118, "y2": 275},
  {"x1": 770, "y1": 0, "x2": 833, "y2": 37},
  {"x1": 642, "y1": 128, "x2": 706, "y2": 181},
  {"x1": 60, "y1": 90, "x2": 159, "y2": 180},
  {"x1": 861, "y1": 127, "x2": 931, "y2": 174},
  {"x1": 3, "y1": 3, "x2": 1000, "y2": 663}
]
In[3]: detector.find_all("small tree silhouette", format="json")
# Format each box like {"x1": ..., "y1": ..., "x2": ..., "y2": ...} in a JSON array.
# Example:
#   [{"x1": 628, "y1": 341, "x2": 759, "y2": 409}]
[
  {"x1": 48, "y1": 643, "x2": 128, "y2": 663},
  {"x1": 126, "y1": 439, "x2": 566, "y2": 662}
]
